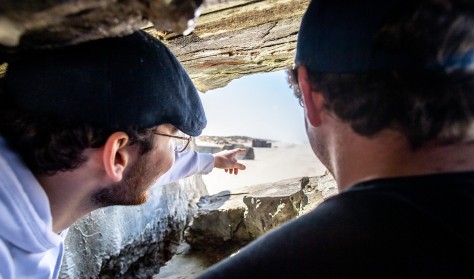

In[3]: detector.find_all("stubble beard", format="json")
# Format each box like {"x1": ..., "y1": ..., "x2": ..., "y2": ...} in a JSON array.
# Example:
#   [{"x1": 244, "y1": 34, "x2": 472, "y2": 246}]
[
  {"x1": 91, "y1": 153, "x2": 162, "y2": 208},
  {"x1": 305, "y1": 117, "x2": 334, "y2": 176}
]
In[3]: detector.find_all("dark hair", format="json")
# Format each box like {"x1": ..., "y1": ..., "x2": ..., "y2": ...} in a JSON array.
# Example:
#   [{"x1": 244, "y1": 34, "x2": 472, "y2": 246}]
[
  {"x1": 0, "y1": 90, "x2": 156, "y2": 175},
  {"x1": 291, "y1": 0, "x2": 474, "y2": 149}
]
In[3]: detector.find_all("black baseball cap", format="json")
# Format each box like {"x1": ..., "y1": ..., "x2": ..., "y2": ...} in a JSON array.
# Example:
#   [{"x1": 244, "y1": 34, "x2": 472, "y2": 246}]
[
  {"x1": 3, "y1": 30, "x2": 207, "y2": 136},
  {"x1": 295, "y1": 0, "x2": 431, "y2": 73}
]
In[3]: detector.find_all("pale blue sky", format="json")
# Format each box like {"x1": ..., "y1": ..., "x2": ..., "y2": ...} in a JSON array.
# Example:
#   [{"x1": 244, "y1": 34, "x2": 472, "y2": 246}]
[{"x1": 199, "y1": 70, "x2": 309, "y2": 143}]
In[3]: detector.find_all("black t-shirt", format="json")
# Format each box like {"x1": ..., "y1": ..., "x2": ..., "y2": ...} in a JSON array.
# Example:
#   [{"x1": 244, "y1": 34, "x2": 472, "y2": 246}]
[{"x1": 197, "y1": 172, "x2": 474, "y2": 278}]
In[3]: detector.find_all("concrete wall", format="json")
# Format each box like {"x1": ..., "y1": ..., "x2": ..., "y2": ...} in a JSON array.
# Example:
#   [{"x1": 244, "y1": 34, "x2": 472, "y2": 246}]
[{"x1": 59, "y1": 174, "x2": 208, "y2": 278}]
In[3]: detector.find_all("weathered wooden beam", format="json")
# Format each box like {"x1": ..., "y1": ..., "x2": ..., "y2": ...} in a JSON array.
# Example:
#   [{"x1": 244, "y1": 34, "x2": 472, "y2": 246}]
[
  {"x1": 154, "y1": 0, "x2": 308, "y2": 92},
  {"x1": 0, "y1": 0, "x2": 309, "y2": 92}
]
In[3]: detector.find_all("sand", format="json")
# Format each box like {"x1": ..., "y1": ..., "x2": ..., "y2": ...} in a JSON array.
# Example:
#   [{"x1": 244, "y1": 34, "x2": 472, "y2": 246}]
[{"x1": 200, "y1": 142, "x2": 327, "y2": 195}]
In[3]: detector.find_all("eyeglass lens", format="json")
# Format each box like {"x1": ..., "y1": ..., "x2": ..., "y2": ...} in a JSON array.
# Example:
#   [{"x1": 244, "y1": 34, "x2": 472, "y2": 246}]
[{"x1": 171, "y1": 137, "x2": 190, "y2": 152}]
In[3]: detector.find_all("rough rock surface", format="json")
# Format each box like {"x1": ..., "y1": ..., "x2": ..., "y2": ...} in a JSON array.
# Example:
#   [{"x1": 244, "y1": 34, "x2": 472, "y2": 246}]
[
  {"x1": 183, "y1": 190, "x2": 249, "y2": 252},
  {"x1": 242, "y1": 179, "x2": 308, "y2": 236},
  {"x1": 0, "y1": 0, "x2": 309, "y2": 92},
  {"x1": 184, "y1": 174, "x2": 334, "y2": 256},
  {"x1": 156, "y1": 172, "x2": 337, "y2": 279},
  {"x1": 157, "y1": 0, "x2": 309, "y2": 92},
  {"x1": 60, "y1": 175, "x2": 208, "y2": 279},
  {"x1": 0, "y1": 0, "x2": 203, "y2": 48},
  {"x1": 182, "y1": 178, "x2": 311, "y2": 265}
]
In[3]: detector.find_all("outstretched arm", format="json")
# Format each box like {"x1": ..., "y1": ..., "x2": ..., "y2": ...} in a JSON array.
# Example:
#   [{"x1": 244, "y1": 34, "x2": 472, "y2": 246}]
[
  {"x1": 213, "y1": 148, "x2": 247, "y2": 175},
  {"x1": 155, "y1": 148, "x2": 247, "y2": 186}
]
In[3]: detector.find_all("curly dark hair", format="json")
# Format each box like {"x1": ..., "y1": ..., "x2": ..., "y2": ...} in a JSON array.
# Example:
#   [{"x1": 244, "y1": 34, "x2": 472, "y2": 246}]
[
  {"x1": 0, "y1": 93, "x2": 156, "y2": 175},
  {"x1": 289, "y1": 0, "x2": 474, "y2": 149}
]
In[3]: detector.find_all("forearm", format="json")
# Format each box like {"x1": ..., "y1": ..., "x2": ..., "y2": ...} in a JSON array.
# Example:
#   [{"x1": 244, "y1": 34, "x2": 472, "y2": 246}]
[{"x1": 155, "y1": 150, "x2": 214, "y2": 186}]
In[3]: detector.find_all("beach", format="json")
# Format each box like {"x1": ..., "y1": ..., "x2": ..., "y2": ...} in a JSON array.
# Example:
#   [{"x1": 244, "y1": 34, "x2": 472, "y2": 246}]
[{"x1": 197, "y1": 140, "x2": 327, "y2": 195}]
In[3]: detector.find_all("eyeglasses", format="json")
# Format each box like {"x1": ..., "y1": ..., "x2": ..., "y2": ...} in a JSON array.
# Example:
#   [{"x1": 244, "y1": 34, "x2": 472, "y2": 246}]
[{"x1": 153, "y1": 131, "x2": 192, "y2": 153}]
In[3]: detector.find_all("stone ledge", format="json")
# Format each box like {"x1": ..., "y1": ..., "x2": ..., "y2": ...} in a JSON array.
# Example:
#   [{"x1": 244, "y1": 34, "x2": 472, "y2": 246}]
[
  {"x1": 184, "y1": 173, "x2": 335, "y2": 254},
  {"x1": 157, "y1": 173, "x2": 337, "y2": 278}
]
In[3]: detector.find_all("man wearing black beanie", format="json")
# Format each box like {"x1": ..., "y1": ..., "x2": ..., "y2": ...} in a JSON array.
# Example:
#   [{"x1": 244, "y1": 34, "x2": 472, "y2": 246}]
[
  {"x1": 0, "y1": 30, "x2": 245, "y2": 278},
  {"x1": 198, "y1": 0, "x2": 474, "y2": 278}
]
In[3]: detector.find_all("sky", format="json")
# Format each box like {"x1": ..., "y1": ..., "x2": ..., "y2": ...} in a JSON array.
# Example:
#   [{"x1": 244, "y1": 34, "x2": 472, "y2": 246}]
[{"x1": 198, "y1": 70, "x2": 309, "y2": 143}]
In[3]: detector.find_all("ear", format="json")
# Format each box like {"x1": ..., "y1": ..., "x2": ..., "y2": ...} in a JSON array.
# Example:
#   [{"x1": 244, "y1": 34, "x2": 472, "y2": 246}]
[
  {"x1": 298, "y1": 66, "x2": 325, "y2": 127},
  {"x1": 102, "y1": 132, "x2": 130, "y2": 182}
]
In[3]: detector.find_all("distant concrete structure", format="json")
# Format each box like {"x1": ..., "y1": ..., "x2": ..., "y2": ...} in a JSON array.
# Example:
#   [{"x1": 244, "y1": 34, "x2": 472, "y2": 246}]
[
  {"x1": 252, "y1": 139, "x2": 272, "y2": 148},
  {"x1": 222, "y1": 144, "x2": 255, "y2": 160},
  {"x1": 196, "y1": 145, "x2": 222, "y2": 154}
]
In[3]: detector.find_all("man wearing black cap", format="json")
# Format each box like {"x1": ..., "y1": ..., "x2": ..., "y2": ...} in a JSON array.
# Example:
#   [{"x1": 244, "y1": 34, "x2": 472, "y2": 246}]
[
  {"x1": 198, "y1": 0, "x2": 474, "y2": 278},
  {"x1": 0, "y1": 31, "x2": 245, "y2": 278}
]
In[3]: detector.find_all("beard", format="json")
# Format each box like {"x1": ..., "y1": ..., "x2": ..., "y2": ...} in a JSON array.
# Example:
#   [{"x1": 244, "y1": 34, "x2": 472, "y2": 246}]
[
  {"x1": 305, "y1": 117, "x2": 334, "y2": 176},
  {"x1": 91, "y1": 152, "x2": 163, "y2": 208}
]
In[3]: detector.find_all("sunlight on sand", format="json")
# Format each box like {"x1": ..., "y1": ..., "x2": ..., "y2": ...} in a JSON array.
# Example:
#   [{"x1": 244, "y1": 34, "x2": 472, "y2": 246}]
[{"x1": 200, "y1": 141, "x2": 327, "y2": 195}]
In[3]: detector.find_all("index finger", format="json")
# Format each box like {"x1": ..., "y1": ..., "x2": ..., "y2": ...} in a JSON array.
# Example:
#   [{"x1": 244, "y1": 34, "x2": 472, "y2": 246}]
[{"x1": 234, "y1": 148, "x2": 247, "y2": 154}]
